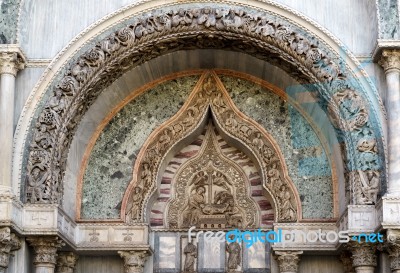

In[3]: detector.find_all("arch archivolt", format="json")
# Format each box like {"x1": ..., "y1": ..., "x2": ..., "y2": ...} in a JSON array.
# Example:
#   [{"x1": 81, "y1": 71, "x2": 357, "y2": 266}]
[
  {"x1": 122, "y1": 72, "x2": 300, "y2": 224},
  {"x1": 21, "y1": 3, "x2": 384, "y2": 209}
]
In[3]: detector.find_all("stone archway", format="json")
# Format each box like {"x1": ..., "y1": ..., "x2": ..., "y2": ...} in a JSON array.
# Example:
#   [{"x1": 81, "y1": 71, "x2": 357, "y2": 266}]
[
  {"x1": 22, "y1": 4, "x2": 384, "y2": 208},
  {"x1": 122, "y1": 72, "x2": 300, "y2": 223}
]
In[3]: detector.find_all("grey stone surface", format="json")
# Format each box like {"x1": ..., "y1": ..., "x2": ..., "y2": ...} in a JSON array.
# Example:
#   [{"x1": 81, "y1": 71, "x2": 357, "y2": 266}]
[
  {"x1": 377, "y1": 0, "x2": 399, "y2": 39},
  {"x1": 0, "y1": 0, "x2": 20, "y2": 44}
]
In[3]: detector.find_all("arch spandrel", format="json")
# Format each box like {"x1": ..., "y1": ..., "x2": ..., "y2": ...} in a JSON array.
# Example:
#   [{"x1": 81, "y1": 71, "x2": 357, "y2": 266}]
[{"x1": 122, "y1": 72, "x2": 300, "y2": 224}]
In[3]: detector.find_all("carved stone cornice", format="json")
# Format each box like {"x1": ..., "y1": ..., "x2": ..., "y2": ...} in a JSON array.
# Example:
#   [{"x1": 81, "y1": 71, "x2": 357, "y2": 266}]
[
  {"x1": 340, "y1": 251, "x2": 356, "y2": 273},
  {"x1": 0, "y1": 46, "x2": 26, "y2": 76},
  {"x1": 56, "y1": 252, "x2": 78, "y2": 273},
  {"x1": 0, "y1": 227, "x2": 21, "y2": 270},
  {"x1": 379, "y1": 49, "x2": 400, "y2": 73},
  {"x1": 274, "y1": 251, "x2": 302, "y2": 273},
  {"x1": 118, "y1": 250, "x2": 149, "y2": 273},
  {"x1": 27, "y1": 237, "x2": 64, "y2": 266},
  {"x1": 348, "y1": 241, "x2": 377, "y2": 268}
]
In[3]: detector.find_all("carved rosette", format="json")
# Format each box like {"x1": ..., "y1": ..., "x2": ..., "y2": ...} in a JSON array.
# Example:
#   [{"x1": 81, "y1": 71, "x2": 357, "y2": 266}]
[
  {"x1": 118, "y1": 250, "x2": 149, "y2": 273},
  {"x1": 56, "y1": 252, "x2": 78, "y2": 273},
  {"x1": 124, "y1": 73, "x2": 298, "y2": 223},
  {"x1": 27, "y1": 237, "x2": 65, "y2": 267},
  {"x1": 0, "y1": 227, "x2": 21, "y2": 270},
  {"x1": 0, "y1": 51, "x2": 25, "y2": 76},
  {"x1": 348, "y1": 242, "x2": 377, "y2": 269},
  {"x1": 379, "y1": 49, "x2": 400, "y2": 73},
  {"x1": 25, "y1": 5, "x2": 379, "y2": 207},
  {"x1": 274, "y1": 251, "x2": 302, "y2": 273}
]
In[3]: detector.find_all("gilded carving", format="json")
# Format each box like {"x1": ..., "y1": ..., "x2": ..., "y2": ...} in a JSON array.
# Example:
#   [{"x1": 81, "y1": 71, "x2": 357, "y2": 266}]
[
  {"x1": 25, "y1": 5, "x2": 378, "y2": 206},
  {"x1": 125, "y1": 73, "x2": 298, "y2": 224}
]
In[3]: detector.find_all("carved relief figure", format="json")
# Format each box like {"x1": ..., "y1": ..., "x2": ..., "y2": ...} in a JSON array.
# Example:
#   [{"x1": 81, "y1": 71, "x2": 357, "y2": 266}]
[
  {"x1": 127, "y1": 187, "x2": 142, "y2": 222},
  {"x1": 356, "y1": 170, "x2": 379, "y2": 205},
  {"x1": 226, "y1": 236, "x2": 241, "y2": 272},
  {"x1": 183, "y1": 242, "x2": 197, "y2": 273},
  {"x1": 27, "y1": 167, "x2": 49, "y2": 203},
  {"x1": 267, "y1": 163, "x2": 283, "y2": 192},
  {"x1": 279, "y1": 185, "x2": 296, "y2": 221},
  {"x1": 182, "y1": 186, "x2": 206, "y2": 227}
]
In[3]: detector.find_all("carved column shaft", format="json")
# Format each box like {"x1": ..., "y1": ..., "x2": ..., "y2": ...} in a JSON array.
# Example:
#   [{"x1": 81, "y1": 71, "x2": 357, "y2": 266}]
[
  {"x1": 118, "y1": 250, "x2": 149, "y2": 273},
  {"x1": 0, "y1": 48, "x2": 25, "y2": 190},
  {"x1": 379, "y1": 49, "x2": 400, "y2": 196},
  {"x1": 0, "y1": 227, "x2": 21, "y2": 272},
  {"x1": 274, "y1": 251, "x2": 302, "y2": 273},
  {"x1": 27, "y1": 237, "x2": 64, "y2": 273}
]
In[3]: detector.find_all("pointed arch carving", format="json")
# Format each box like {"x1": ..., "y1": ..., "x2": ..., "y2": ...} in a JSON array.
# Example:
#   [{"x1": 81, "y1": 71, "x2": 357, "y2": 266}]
[{"x1": 121, "y1": 72, "x2": 301, "y2": 223}]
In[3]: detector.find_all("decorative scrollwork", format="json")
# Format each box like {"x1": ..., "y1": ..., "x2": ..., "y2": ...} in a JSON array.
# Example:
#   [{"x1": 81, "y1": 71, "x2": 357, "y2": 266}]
[{"x1": 25, "y1": 5, "x2": 377, "y2": 206}]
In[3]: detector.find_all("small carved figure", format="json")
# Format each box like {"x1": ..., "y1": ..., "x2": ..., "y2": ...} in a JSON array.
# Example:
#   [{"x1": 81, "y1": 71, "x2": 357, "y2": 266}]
[
  {"x1": 183, "y1": 242, "x2": 197, "y2": 273},
  {"x1": 268, "y1": 163, "x2": 283, "y2": 192},
  {"x1": 182, "y1": 186, "x2": 206, "y2": 227},
  {"x1": 278, "y1": 185, "x2": 296, "y2": 221},
  {"x1": 127, "y1": 187, "x2": 142, "y2": 222},
  {"x1": 225, "y1": 113, "x2": 238, "y2": 130},
  {"x1": 356, "y1": 170, "x2": 379, "y2": 204},
  {"x1": 226, "y1": 235, "x2": 241, "y2": 271},
  {"x1": 141, "y1": 163, "x2": 152, "y2": 188},
  {"x1": 27, "y1": 167, "x2": 49, "y2": 203}
]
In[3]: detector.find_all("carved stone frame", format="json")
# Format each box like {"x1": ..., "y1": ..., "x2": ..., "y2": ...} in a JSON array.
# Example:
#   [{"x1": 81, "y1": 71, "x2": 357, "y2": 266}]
[{"x1": 121, "y1": 72, "x2": 301, "y2": 223}]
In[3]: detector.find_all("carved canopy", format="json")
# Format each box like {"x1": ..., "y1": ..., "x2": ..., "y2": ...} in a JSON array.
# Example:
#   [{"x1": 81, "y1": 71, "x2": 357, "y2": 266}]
[{"x1": 122, "y1": 72, "x2": 300, "y2": 223}]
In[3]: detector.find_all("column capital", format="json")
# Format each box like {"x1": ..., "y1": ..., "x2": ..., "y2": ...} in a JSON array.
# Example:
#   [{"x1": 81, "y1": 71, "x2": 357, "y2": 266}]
[
  {"x1": 56, "y1": 252, "x2": 78, "y2": 273},
  {"x1": 0, "y1": 45, "x2": 26, "y2": 76},
  {"x1": 380, "y1": 229, "x2": 400, "y2": 272},
  {"x1": 27, "y1": 236, "x2": 65, "y2": 267},
  {"x1": 348, "y1": 241, "x2": 377, "y2": 268},
  {"x1": 0, "y1": 227, "x2": 21, "y2": 270},
  {"x1": 274, "y1": 250, "x2": 303, "y2": 273},
  {"x1": 118, "y1": 250, "x2": 149, "y2": 273},
  {"x1": 379, "y1": 49, "x2": 400, "y2": 73}
]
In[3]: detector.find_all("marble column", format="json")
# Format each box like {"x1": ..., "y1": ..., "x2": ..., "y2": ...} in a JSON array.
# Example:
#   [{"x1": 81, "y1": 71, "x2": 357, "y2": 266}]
[
  {"x1": 55, "y1": 252, "x2": 78, "y2": 273},
  {"x1": 118, "y1": 250, "x2": 149, "y2": 273},
  {"x1": 0, "y1": 47, "x2": 25, "y2": 193},
  {"x1": 0, "y1": 227, "x2": 21, "y2": 273},
  {"x1": 27, "y1": 237, "x2": 65, "y2": 273},
  {"x1": 274, "y1": 251, "x2": 303, "y2": 273},
  {"x1": 349, "y1": 242, "x2": 377, "y2": 273},
  {"x1": 379, "y1": 49, "x2": 400, "y2": 195}
]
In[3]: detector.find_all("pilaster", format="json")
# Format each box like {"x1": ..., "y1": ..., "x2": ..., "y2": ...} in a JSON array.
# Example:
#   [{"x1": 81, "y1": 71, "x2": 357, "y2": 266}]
[
  {"x1": 274, "y1": 251, "x2": 302, "y2": 273},
  {"x1": 55, "y1": 252, "x2": 78, "y2": 273},
  {"x1": 0, "y1": 227, "x2": 20, "y2": 273},
  {"x1": 118, "y1": 250, "x2": 149, "y2": 273},
  {"x1": 27, "y1": 237, "x2": 65, "y2": 273}
]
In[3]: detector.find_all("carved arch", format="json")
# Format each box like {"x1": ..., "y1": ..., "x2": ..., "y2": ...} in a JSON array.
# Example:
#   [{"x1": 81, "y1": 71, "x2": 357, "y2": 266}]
[
  {"x1": 23, "y1": 4, "x2": 384, "y2": 206},
  {"x1": 122, "y1": 72, "x2": 300, "y2": 223}
]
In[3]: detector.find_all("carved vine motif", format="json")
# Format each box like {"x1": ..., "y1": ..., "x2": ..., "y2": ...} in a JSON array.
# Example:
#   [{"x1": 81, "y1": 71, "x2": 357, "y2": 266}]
[
  {"x1": 167, "y1": 123, "x2": 258, "y2": 229},
  {"x1": 25, "y1": 5, "x2": 379, "y2": 205},
  {"x1": 350, "y1": 170, "x2": 380, "y2": 205},
  {"x1": 125, "y1": 73, "x2": 298, "y2": 223}
]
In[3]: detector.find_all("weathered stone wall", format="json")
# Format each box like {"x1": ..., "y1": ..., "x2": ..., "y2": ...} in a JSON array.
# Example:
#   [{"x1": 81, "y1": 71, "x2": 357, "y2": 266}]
[{"x1": 0, "y1": 0, "x2": 20, "y2": 44}]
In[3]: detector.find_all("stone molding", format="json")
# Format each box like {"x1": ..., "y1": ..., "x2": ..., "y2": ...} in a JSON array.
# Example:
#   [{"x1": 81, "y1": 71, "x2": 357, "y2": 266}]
[
  {"x1": 118, "y1": 250, "x2": 150, "y2": 273},
  {"x1": 55, "y1": 252, "x2": 78, "y2": 273},
  {"x1": 0, "y1": 227, "x2": 21, "y2": 270},
  {"x1": 379, "y1": 49, "x2": 400, "y2": 73},
  {"x1": 23, "y1": 5, "x2": 382, "y2": 210},
  {"x1": 0, "y1": 45, "x2": 26, "y2": 76},
  {"x1": 27, "y1": 236, "x2": 64, "y2": 266},
  {"x1": 274, "y1": 250, "x2": 302, "y2": 273},
  {"x1": 348, "y1": 241, "x2": 377, "y2": 268}
]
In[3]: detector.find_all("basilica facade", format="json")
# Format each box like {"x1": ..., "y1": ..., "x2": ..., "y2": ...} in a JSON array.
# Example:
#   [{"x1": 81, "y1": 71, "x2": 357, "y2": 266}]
[{"x1": 0, "y1": 0, "x2": 399, "y2": 272}]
